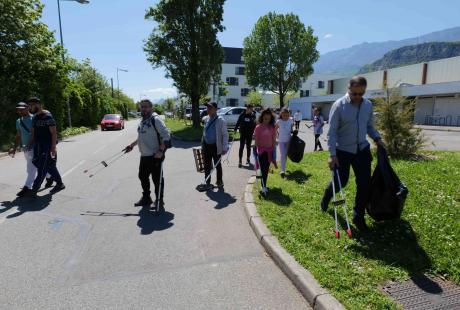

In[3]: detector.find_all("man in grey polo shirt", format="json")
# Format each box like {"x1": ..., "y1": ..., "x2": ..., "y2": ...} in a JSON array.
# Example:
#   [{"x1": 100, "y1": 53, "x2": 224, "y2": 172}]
[
  {"x1": 125, "y1": 100, "x2": 171, "y2": 209},
  {"x1": 321, "y1": 76, "x2": 384, "y2": 232}
]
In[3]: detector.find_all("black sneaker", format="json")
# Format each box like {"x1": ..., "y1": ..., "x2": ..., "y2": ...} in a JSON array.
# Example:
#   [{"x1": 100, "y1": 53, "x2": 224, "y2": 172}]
[
  {"x1": 153, "y1": 200, "x2": 165, "y2": 213},
  {"x1": 24, "y1": 190, "x2": 38, "y2": 199},
  {"x1": 352, "y1": 217, "x2": 370, "y2": 233},
  {"x1": 50, "y1": 183, "x2": 66, "y2": 194},
  {"x1": 134, "y1": 195, "x2": 153, "y2": 207},
  {"x1": 246, "y1": 158, "x2": 251, "y2": 165},
  {"x1": 45, "y1": 178, "x2": 54, "y2": 188},
  {"x1": 238, "y1": 163, "x2": 242, "y2": 168},
  {"x1": 215, "y1": 181, "x2": 224, "y2": 188},
  {"x1": 17, "y1": 187, "x2": 30, "y2": 197}
]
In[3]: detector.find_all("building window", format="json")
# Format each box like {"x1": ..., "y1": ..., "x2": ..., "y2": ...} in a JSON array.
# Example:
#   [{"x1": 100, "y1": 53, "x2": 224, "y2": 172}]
[
  {"x1": 300, "y1": 90, "x2": 309, "y2": 97},
  {"x1": 226, "y1": 98, "x2": 239, "y2": 107},
  {"x1": 226, "y1": 77, "x2": 239, "y2": 86},
  {"x1": 241, "y1": 88, "x2": 250, "y2": 97},
  {"x1": 318, "y1": 81, "x2": 325, "y2": 89},
  {"x1": 235, "y1": 67, "x2": 245, "y2": 75}
]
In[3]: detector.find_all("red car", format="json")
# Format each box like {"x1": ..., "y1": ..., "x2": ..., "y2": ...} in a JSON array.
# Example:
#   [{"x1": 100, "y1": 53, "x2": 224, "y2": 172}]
[{"x1": 101, "y1": 114, "x2": 124, "y2": 131}]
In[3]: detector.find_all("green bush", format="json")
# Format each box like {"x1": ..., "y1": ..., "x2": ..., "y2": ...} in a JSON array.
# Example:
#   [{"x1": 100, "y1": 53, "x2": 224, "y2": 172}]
[{"x1": 60, "y1": 126, "x2": 91, "y2": 139}]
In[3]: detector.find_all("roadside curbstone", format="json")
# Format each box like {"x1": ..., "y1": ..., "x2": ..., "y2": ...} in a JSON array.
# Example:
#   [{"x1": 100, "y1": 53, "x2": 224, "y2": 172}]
[{"x1": 243, "y1": 176, "x2": 346, "y2": 310}]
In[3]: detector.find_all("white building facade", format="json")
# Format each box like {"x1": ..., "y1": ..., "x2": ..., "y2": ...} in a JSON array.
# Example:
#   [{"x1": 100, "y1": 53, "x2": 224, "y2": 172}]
[{"x1": 289, "y1": 55, "x2": 460, "y2": 126}]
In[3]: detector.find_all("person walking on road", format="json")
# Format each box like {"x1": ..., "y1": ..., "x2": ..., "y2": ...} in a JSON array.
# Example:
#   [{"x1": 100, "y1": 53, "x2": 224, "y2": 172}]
[
  {"x1": 254, "y1": 108, "x2": 277, "y2": 195},
  {"x1": 294, "y1": 110, "x2": 302, "y2": 131},
  {"x1": 276, "y1": 108, "x2": 294, "y2": 177},
  {"x1": 234, "y1": 104, "x2": 256, "y2": 167},
  {"x1": 26, "y1": 97, "x2": 65, "y2": 197},
  {"x1": 125, "y1": 99, "x2": 171, "y2": 209},
  {"x1": 201, "y1": 102, "x2": 229, "y2": 191},
  {"x1": 312, "y1": 108, "x2": 325, "y2": 151},
  {"x1": 320, "y1": 76, "x2": 384, "y2": 232}
]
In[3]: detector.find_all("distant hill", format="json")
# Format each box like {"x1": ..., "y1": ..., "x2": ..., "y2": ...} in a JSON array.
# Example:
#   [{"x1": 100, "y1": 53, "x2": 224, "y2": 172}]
[
  {"x1": 314, "y1": 26, "x2": 460, "y2": 74},
  {"x1": 358, "y1": 42, "x2": 460, "y2": 73}
]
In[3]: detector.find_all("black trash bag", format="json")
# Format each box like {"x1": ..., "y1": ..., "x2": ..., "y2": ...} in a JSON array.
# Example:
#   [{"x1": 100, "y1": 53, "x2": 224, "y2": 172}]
[
  {"x1": 367, "y1": 146, "x2": 409, "y2": 221},
  {"x1": 288, "y1": 130, "x2": 306, "y2": 163}
]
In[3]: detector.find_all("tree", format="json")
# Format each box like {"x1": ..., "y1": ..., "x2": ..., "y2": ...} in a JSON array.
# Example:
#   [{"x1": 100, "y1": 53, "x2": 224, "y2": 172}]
[
  {"x1": 164, "y1": 98, "x2": 176, "y2": 112},
  {"x1": 144, "y1": 0, "x2": 225, "y2": 128},
  {"x1": 243, "y1": 13, "x2": 319, "y2": 109},
  {"x1": 374, "y1": 89, "x2": 426, "y2": 158},
  {"x1": 246, "y1": 90, "x2": 262, "y2": 107}
]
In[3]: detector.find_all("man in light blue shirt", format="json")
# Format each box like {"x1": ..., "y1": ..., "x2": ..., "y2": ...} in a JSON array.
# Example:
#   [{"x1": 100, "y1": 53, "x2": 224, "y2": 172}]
[{"x1": 321, "y1": 76, "x2": 384, "y2": 232}]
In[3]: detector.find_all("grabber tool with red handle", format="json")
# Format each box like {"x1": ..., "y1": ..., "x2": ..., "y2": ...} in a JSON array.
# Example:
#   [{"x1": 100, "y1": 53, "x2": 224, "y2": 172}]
[{"x1": 331, "y1": 167, "x2": 353, "y2": 238}]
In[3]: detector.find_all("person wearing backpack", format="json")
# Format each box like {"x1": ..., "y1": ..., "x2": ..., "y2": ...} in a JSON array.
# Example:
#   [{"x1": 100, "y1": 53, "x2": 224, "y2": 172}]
[
  {"x1": 125, "y1": 99, "x2": 171, "y2": 209},
  {"x1": 200, "y1": 102, "x2": 229, "y2": 191}
]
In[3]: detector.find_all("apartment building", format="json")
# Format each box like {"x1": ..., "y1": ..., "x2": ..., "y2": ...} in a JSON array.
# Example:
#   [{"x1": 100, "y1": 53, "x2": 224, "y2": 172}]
[{"x1": 290, "y1": 56, "x2": 460, "y2": 125}]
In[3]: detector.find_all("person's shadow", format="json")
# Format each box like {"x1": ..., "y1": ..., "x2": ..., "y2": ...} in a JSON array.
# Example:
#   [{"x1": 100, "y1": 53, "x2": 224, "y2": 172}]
[
  {"x1": 1, "y1": 194, "x2": 53, "y2": 219},
  {"x1": 346, "y1": 218, "x2": 441, "y2": 293},
  {"x1": 206, "y1": 187, "x2": 237, "y2": 209},
  {"x1": 137, "y1": 206, "x2": 174, "y2": 235},
  {"x1": 285, "y1": 170, "x2": 312, "y2": 184}
]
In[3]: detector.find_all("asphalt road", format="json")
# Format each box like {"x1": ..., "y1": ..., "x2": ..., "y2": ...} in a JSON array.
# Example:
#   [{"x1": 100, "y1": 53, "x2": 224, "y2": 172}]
[{"x1": 0, "y1": 120, "x2": 309, "y2": 310}]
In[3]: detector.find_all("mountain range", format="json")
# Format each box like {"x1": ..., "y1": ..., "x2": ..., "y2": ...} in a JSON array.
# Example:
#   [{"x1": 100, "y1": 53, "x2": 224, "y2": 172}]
[{"x1": 314, "y1": 26, "x2": 460, "y2": 74}]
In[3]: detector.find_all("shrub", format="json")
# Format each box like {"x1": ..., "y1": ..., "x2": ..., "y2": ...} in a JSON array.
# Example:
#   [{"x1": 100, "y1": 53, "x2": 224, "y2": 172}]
[{"x1": 374, "y1": 89, "x2": 426, "y2": 158}]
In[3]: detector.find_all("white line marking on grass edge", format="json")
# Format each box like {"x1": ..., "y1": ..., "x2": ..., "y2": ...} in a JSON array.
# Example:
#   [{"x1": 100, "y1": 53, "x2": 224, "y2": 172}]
[{"x1": 62, "y1": 160, "x2": 86, "y2": 178}]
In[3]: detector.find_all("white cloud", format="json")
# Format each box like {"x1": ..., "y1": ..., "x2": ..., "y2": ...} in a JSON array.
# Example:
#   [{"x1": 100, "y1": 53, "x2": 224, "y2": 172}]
[
  {"x1": 324, "y1": 33, "x2": 333, "y2": 39},
  {"x1": 141, "y1": 87, "x2": 177, "y2": 100}
]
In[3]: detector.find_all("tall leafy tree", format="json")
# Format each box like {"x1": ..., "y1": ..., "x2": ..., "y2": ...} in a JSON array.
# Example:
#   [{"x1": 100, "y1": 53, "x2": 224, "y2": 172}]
[
  {"x1": 144, "y1": 0, "x2": 225, "y2": 128},
  {"x1": 243, "y1": 12, "x2": 319, "y2": 109}
]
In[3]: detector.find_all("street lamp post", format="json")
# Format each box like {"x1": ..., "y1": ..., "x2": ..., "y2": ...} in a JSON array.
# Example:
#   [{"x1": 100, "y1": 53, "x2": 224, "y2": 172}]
[
  {"x1": 56, "y1": 0, "x2": 90, "y2": 127},
  {"x1": 117, "y1": 67, "x2": 128, "y2": 118}
]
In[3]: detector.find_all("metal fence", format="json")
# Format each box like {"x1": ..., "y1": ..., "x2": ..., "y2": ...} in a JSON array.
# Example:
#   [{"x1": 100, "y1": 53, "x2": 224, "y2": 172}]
[{"x1": 424, "y1": 114, "x2": 460, "y2": 127}]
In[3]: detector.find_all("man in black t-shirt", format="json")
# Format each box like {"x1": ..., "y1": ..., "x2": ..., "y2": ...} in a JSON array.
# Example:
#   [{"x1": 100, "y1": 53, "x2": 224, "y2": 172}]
[
  {"x1": 234, "y1": 104, "x2": 256, "y2": 167},
  {"x1": 26, "y1": 97, "x2": 65, "y2": 197}
]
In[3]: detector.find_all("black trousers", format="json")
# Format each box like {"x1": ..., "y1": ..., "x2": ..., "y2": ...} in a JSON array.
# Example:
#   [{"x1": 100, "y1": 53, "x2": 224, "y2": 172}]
[
  {"x1": 202, "y1": 142, "x2": 222, "y2": 185},
  {"x1": 295, "y1": 121, "x2": 300, "y2": 130},
  {"x1": 139, "y1": 156, "x2": 164, "y2": 200},
  {"x1": 258, "y1": 152, "x2": 270, "y2": 187},
  {"x1": 239, "y1": 130, "x2": 253, "y2": 161},
  {"x1": 314, "y1": 134, "x2": 323, "y2": 151},
  {"x1": 32, "y1": 146, "x2": 62, "y2": 192},
  {"x1": 323, "y1": 147, "x2": 372, "y2": 220}
]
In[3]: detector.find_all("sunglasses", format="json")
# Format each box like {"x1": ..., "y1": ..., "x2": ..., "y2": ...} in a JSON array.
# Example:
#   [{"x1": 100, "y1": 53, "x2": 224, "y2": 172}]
[{"x1": 350, "y1": 92, "x2": 365, "y2": 97}]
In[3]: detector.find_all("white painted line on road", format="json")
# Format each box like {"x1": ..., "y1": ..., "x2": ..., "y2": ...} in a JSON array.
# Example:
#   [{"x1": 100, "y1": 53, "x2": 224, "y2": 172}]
[
  {"x1": 0, "y1": 207, "x2": 18, "y2": 225},
  {"x1": 92, "y1": 145, "x2": 107, "y2": 155},
  {"x1": 62, "y1": 160, "x2": 86, "y2": 178}
]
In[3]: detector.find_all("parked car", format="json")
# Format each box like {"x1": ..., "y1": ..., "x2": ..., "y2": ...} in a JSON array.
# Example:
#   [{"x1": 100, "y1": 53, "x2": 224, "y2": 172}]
[
  {"x1": 101, "y1": 114, "x2": 124, "y2": 131},
  {"x1": 217, "y1": 107, "x2": 246, "y2": 128}
]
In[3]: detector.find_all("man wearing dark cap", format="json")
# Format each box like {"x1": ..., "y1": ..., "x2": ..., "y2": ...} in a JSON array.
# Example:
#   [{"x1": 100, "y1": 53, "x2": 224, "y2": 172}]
[
  {"x1": 234, "y1": 104, "x2": 256, "y2": 167},
  {"x1": 26, "y1": 97, "x2": 65, "y2": 197},
  {"x1": 200, "y1": 102, "x2": 228, "y2": 191}
]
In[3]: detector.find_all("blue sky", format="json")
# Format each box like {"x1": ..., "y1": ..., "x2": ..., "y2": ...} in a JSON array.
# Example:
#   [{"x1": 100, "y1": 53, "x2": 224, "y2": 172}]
[{"x1": 41, "y1": 0, "x2": 460, "y2": 102}]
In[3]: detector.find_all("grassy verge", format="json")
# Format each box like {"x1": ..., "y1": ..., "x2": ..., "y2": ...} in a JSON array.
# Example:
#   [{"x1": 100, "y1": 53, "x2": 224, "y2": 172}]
[
  {"x1": 254, "y1": 151, "x2": 460, "y2": 309},
  {"x1": 60, "y1": 126, "x2": 92, "y2": 139},
  {"x1": 165, "y1": 118, "x2": 240, "y2": 141}
]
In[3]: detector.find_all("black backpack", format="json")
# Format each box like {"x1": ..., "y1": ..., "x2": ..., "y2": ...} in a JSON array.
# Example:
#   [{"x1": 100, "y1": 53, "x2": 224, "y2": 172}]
[
  {"x1": 151, "y1": 115, "x2": 172, "y2": 149},
  {"x1": 287, "y1": 130, "x2": 306, "y2": 163},
  {"x1": 366, "y1": 147, "x2": 408, "y2": 221}
]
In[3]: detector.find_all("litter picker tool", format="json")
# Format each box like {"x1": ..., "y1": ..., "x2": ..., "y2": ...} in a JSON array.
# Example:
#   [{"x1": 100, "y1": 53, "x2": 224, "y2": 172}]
[
  {"x1": 305, "y1": 123, "x2": 328, "y2": 142},
  {"x1": 196, "y1": 156, "x2": 223, "y2": 192},
  {"x1": 331, "y1": 168, "x2": 352, "y2": 238},
  {"x1": 83, "y1": 149, "x2": 127, "y2": 178},
  {"x1": 155, "y1": 161, "x2": 164, "y2": 214},
  {"x1": 222, "y1": 136, "x2": 235, "y2": 165},
  {"x1": 252, "y1": 146, "x2": 267, "y2": 196}
]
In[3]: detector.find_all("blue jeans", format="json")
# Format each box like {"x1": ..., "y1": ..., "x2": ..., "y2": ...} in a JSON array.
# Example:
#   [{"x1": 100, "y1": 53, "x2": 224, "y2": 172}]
[
  {"x1": 32, "y1": 147, "x2": 62, "y2": 192},
  {"x1": 323, "y1": 147, "x2": 372, "y2": 219}
]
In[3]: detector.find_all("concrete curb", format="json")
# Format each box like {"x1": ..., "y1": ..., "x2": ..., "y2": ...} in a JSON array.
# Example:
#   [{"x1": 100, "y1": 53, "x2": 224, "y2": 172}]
[
  {"x1": 243, "y1": 176, "x2": 345, "y2": 310},
  {"x1": 415, "y1": 125, "x2": 460, "y2": 132},
  {"x1": 0, "y1": 152, "x2": 8, "y2": 160}
]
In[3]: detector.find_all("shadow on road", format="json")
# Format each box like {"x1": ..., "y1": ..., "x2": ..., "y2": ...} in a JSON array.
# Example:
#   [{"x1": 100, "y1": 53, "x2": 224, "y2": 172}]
[
  {"x1": 171, "y1": 138, "x2": 201, "y2": 150},
  {"x1": 260, "y1": 187, "x2": 292, "y2": 206},
  {"x1": 81, "y1": 207, "x2": 174, "y2": 235},
  {"x1": 206, "y1": 187, "x2": 237, "y2": 209},
  {"x1": 1, "y1": 194, "x2": 53, "y2": 219}
]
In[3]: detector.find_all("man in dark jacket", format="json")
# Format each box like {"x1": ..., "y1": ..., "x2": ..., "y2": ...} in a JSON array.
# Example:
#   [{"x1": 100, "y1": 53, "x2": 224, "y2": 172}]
[{"x1": 234, "y1": 104, "x2": 256, "y2": 167}]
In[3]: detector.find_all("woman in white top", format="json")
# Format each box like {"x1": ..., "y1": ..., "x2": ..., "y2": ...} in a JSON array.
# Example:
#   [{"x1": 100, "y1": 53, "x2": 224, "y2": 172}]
[
  {"x1": 276, "y1": 107, "x2": 294, "y2": 177},
  {"x1": 294, "y1": 110, "x2": 302, "y2": 130}
]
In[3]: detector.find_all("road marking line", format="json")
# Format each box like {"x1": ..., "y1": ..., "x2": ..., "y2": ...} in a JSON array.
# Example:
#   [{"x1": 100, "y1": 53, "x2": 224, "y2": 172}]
[
  {"x1": 92, "y1": 145, "x2": 107, "y2": 155},
  {"x1": 62, "y1": 160, "x2": 86, "y2": 178}
]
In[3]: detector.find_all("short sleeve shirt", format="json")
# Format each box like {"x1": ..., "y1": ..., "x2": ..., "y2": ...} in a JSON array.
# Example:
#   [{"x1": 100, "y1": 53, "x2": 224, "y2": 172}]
[
  {"x1": 16, "y1": 115, "x2": 33, "y2": 147},
  {"x1": 32, "y1": 112, "x2": 56, "y2": 149},
  {"x1": 254, "y1": 124, "x2": 276, "y2": 148},
  {"x1": 313, "y1": 115, "x2": 324, "y2": 135},
  {"x1": 276, "y1": 118, "x2": 294, "y2": 143}
]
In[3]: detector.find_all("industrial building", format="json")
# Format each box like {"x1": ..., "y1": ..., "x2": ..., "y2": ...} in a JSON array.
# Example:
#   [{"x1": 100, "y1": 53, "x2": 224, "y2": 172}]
[{"x1": 289, "y1": 55, "x2": 460, "y2": 126}]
